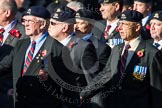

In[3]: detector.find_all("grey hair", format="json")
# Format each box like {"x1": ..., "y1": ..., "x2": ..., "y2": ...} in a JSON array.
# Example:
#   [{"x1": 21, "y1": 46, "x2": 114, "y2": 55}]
[{"x1": 0, "y1": 0, "x2": 17, "y2": 15}]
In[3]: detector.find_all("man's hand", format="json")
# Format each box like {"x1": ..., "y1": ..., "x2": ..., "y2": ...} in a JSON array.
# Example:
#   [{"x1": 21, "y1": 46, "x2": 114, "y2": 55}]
[{"x1": 38, "y1": 69, "x2": 49, "y2": 81}]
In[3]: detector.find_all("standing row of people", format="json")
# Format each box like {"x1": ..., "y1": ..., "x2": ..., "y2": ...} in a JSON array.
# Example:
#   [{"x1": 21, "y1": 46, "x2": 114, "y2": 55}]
[{"x1": 0, "y1": 0, "x2": 162, "y2": 108}]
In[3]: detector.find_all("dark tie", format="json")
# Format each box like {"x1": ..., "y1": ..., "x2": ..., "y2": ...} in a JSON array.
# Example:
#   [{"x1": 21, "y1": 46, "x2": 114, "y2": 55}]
[
  {"x1": 104, "y1": 25, "x2": 111, "y2": 40},
  {"x1": 154, "y1": 43, "x2": 160, "y2": 48},
  {"x1": 119, "y1": 44, "x2": 131, "y2": 74},
  {"x1": 0, "y1": 34, "x2": 3, "y2": 47},
  {"x1": 22, "y1": 41, "x2": 36, "y2": 75}
]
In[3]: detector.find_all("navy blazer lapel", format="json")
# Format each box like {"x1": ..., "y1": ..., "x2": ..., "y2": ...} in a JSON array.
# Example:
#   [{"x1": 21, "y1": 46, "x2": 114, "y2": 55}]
[
  {"x1": 24, "y1": 36, "x2": 53, "y2": 76},
  {"x1": 67, "y1": 36, "x2": 80, "y2": 51},
  {"x1": 5, "y1": 34, "x2": 14, "y2": 45}
]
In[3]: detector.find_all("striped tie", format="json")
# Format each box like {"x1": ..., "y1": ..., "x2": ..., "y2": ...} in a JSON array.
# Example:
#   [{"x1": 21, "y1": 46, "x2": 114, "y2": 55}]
[
  {"x1": 104, "y1": 25, "x2": 111, "y2": 40},
  {"x1": 22, "y1": 41, "x2": 36, "y2": 75},
  {"x1": 0, "y1": 34, "x2": 3, "y2": 47},
  {"x1": 119, "y1": 44, "x2": 131, "y2": 74}
]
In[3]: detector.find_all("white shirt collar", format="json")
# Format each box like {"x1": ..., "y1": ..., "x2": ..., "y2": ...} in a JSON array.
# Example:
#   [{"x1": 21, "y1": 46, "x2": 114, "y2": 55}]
[
  {"x1": 60, "y1": 35, "x2": 72, "y2": 46},
  {"x1": 106, "y1": 19, "x2": 119, "y2": 35}
]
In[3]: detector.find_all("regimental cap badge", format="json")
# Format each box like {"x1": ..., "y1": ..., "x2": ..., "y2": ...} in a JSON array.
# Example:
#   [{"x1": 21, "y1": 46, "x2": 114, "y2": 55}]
[
  {"x1": 104, "y1": 0, "x2": 109, "y2": 2},
  {"x1": 52, "y1": 13, "x2": 59, "y2": 19},
  {"x1": 27, "y1": 8, "x2": 31, "y2": 14},
  {"x1": 75, "y1": 13, "x2": 80, "y2": 18},
  {"x1": 153, "y1": 13, "x2": 159, "y2": 18},
  {"x1": 121, "y1": 14, "x2": 126, "y2": 19}
]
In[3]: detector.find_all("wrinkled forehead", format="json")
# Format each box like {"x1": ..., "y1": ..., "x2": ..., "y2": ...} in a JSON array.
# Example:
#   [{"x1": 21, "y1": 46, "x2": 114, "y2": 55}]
[{"x1": 23, "y1": 15, "x2": 38, "y2": 20}]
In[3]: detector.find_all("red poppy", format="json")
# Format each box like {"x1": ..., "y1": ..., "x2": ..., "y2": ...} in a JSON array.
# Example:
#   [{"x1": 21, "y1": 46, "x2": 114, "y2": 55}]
[
  {"x1": 137, "y1": 49, "x2": 144, "y2": 57},
  {"x1": 9, "y1": 29, "x2": 21, "y2": 38},
  {"x1": 41, "y1": 50, "x2": 47, "y2": 57},
  {"x1": 69, "y1": 42, "x2": 74, "y2": 48},
  {"x1": 116, "y1": 26, "x2": 119, "y2": 32},
  {"x1": 0, "y1": 28, "x2": 5, "y2": 34},
  {"x1": 146, "y1": 24, "x2": 150, "y2": 30}
]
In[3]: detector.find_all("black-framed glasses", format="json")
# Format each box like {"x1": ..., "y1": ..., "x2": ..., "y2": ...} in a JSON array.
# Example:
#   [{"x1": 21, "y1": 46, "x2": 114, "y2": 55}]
[{"x1": 21, "y1": 19, "x2": 39, "y2": 25}]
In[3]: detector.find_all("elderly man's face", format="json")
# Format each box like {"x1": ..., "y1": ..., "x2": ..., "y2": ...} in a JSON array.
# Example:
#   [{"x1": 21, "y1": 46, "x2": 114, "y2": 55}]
[
  {"x1": 22, "y1": 15, "x2": 42, "y2": 37},
  {"x1": 75, "y1": 19, "x2": 92, "y2": 37},
  {"x1": 99, "y1": 3, "x2": 118, "y2": 21},
  {"x1": 150, "y1": 19, "x2": 162, "y2": 41},
  {"x1": 48, "y1": 19, "x2": 65, "y2": 39},
  {"x1": 118, "y1": 20, "x2": 139, "y2": 41}
]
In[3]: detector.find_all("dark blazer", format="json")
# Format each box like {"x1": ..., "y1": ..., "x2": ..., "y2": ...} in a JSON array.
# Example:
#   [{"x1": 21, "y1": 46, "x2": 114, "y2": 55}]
[
  {"x1": 0, "y1": 21, "x2": 27, "y2": 108},
  {"x1": 0, "y1": 36, "x2": 64, "y2": 108},
  {"x1": 141, "y1": 14, "x2": 152, "y2": 40},
  {"x1": 66, "y1": 36, "x2": 98, "y2": 87},
  {"x1": 89, "y1": 35, "x2": 111, "y2": 71},
  {"x1": 92, "y1": 20, "x2": 122, "y2": 45},
  {"x1": 58, "y1": 36, "x2": 98, "y2": 107},
  {"x1": 81, "y1": 39, "x2": 162, "y2": 108}
]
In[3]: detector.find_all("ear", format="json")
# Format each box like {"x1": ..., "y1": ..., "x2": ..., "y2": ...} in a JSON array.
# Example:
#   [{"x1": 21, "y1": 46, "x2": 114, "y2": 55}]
[
  {"x1": 135, "y1": 23, "x2": 141, "y2": 32},
  {"x1": 115, "y1": 3, "x2": 120, "y2": 11},
  {"x1": 5, "y1": 10, "x2": 11, "y2": 17},
  {"x1": 40, "y1": 21, "x2": 46, "y2": 29},
  {"x1": 62, "y1": 24, "x2": 69, "y2": 32}
]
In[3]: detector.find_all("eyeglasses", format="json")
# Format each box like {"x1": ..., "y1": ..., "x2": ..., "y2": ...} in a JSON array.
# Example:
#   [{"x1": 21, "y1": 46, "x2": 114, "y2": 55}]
[
  {"x1": 21, "y1": 19, "x2": 39, "y2": 25},
  {"x1": 117, "y1": 22, "x2": 136, "y2": 28},
  {"x1": 50, "y1": 21, "x2": 63, "y2": 26}
]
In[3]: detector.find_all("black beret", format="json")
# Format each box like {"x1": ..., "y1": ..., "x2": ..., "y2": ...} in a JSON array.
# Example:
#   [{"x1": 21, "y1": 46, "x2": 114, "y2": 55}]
[
  {"x1": 118, "y1": 10, "x2": 143, "y2": 22},
  {"x1": 75, "y1": 9, "x2": 96, "y2": 21},
  {"x1": 134, "y1": 0, "x2": 151, "y2": 3},
  {"x1": 23, "y1": 6, "x2": 50, "y2": 19},
  {"x1": 98, "y1": 0, "x2": 120, "y2": 3},
  {"x1": 123, "y1": 0, "x2": 134, "y2": 5},
  {"x1": 151, "y1": 11, "x2": 162, "y2": 21},
  {"x1": 51, "y1": 6, "x2": 76, "y2": 23}
]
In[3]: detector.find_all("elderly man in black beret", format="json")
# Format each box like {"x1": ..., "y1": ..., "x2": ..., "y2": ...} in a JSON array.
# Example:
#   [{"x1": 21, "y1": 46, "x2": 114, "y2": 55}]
[
  {"x1": 149, "y1": 11, "x2": 162, "y2": 51},
  {"x1": 81, "y1": 10, "x2": 162, "y2": 108},
  {"x1": 75, "y1": 9, "x2": 111, "y2": 108},
  {"x1": 0, "y1": 6, "x2": 65, "y2": 108},
  {"x1": 48, "y1": 6, "x2": 99, "y2": 108}
]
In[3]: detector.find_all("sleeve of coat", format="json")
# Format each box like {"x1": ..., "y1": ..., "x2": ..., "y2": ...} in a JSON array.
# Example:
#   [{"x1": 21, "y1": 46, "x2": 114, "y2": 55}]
[
  {"x1": 80, "y1": 49, "x2": 113, "y2": 99},
  {"x1": 150, "y1": 51, "x2": 162, "y2": 108},
  {"x1": 0, "y1": 47, "x2": 14, "y2": 76}
]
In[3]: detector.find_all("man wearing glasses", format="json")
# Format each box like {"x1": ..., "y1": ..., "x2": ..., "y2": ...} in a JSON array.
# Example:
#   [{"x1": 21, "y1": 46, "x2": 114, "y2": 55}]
[
  {"x1": 48, "y1": 6, "x2": 98, "y2": 108},
  {"x1": 81, "y1": 10, "x2": 162, "y2": 108},
  {"x1": 0, "y1": 6, "x2": 65, "y2": 108}
]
